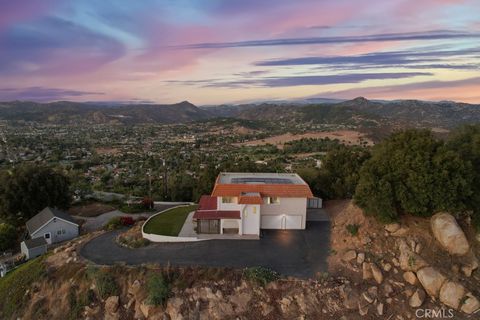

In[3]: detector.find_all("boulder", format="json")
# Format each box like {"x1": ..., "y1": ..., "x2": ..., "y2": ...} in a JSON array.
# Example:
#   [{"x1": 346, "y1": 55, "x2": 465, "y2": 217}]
[
  {"x1": 128, "y1": 280, "x2": 142, "y2": 296},
  {"x1": 402, "y1": 272, "x2": 418, "y2": 286},
  {"x1": 358, "y1": 301, "x2": 369, "y2": 316},
  {"x1": 356, "y1": 253, "x2": 365, "y2": 265},
  {"x1": 376, "y1": 302, "x2": 384, "y2": 316},
  {"x1": 460, "y1": 293, "x2": 480, "y2": 315},
  {"x1": 342, "y1": 250, "x2": 357, "y2": 262},
  {"x1": 431, "y1": 212, "x2": 469, "y2": 256},
  {"x1": 439, "y1": 281, "x2": 465, "y2": 310},
  {"x1": 391, "y1": 227, "x2": 409, "y2": 237},
  {"x1": 362, "y1": 262, "x2": 372, "y2": 280},
  {"x1": 417, "y1": 267, "x2": 446, "y2": 297},
  {"x1": 398, "y1": 240, "x2": 428, "y2": 272},
  {"x1": 383, "y1": 283, "x2": 393, "y2": 297},
  {"x1": 371, "y1": 263, "x2": 384, "y2": 284},
  {"x1": 105, "y1": 296, "x2": 120, "y2": 314},
  {"x1": 166, "y1": 297, "x2": 183, "y2": 320},
  {"x1": 385, "y1": 223, "x2": 401, "y2": 233},
  {"x1": 409, "y1": 289, "x2": 426, "y2": 308},
  {"x1": 140, "y1": 302, "x2": 152, "y2": 318},
  {"x1": 341, "y1": 286, "x2": 360, "y2": 310},
  {"x1": 383, "y1": 263, "x2": 392, "y2": 272}
]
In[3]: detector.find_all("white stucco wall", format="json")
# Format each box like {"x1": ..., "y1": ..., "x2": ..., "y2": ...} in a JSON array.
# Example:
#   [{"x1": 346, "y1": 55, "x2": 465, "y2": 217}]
[
  {"x1": 260, "y1": 197, "x2": 307, "y2": 229},
  {"x1": 242, "y1": 204, "x2": 260, "y2": 235},
  {"x1": 217, "y1": 197, "x2": 240, "y2": 210}
]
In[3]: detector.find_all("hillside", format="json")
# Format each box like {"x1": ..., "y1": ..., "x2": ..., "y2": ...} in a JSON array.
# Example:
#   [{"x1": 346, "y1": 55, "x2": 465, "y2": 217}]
[
  {"x1": 0, "y1": 101, "x2": 213, "y2": 124},
  {"x1": 203, "y1": 97, "x2": 480, "y2": 129}
]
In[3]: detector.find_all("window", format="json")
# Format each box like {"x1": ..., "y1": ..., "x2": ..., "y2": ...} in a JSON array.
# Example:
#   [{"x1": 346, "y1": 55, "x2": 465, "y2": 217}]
[
  {"x1": 222, "y1": 197, "x2": 234, "y2": 204},
  {"x1": 268, "y1": 197, "x2": 280, "y2": 204},
  {"x1": 62, "y1": 229, "x2": 66, "y2": 234},
  {"x1": 44, "y1": 233, "x2": 50, "y2": 239},
  {"x1": 253, "y1": 206, "x2": 257, "y2": 214},
  {"x1": 57, "y1": 230, "x2": 62, "y2": 235}
]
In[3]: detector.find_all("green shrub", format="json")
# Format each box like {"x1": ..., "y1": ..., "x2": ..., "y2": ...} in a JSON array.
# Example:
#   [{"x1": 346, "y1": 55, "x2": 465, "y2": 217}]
[
  {"x1": 346, "y1": 224, "x2": 360, "y2": 236},
  {"x1": 0, "y1": 223, "x2": 16, "y2": 251},
  {"x1": 243, "y1": 266, "x2": 279, "y2": 286},
  {"x1": 147, "y1": 273, "x2": 170, "y2": 306},
  {"x1": 0, "y1": 257, "x2": 46, "y2": 318},
  {"x1": 104, "y1": 217, "x2": 122, "y2": 231},
  {"x1": 89, "y1": 269, "x2": 119, "y2": 299}
]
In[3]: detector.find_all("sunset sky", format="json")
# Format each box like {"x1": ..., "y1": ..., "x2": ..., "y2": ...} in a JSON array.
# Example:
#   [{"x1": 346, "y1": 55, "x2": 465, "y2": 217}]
[{"x1": 1, "y1": 0, "x2": 480, "y2": 104}]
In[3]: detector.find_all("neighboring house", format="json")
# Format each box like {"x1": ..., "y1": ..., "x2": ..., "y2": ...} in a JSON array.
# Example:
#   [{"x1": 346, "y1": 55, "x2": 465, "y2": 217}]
[
  {"x1": 193, "y1": 172, "x2": 319, "y2": 236},
  {"x1": 20, "y1": 237, "x2": 48, "y2": 260},
  {"x1": 26, "y1": 207, "x2": 79, "y2": 245}
]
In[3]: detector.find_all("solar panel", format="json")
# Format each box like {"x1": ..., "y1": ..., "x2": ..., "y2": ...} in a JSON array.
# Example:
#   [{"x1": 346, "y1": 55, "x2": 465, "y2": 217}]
[{"x1": 231, "y1": 177, "x2": 294, "y2": 184}]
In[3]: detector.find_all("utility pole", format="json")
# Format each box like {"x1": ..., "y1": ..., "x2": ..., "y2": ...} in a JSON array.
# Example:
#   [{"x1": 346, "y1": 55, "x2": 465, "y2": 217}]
[{"x1": 147, "y1": 170, "x2": 152, "y2": 199}]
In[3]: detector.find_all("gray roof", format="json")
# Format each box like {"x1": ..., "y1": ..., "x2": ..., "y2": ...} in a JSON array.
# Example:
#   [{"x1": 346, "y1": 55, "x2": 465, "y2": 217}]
[
  {"x1": 23, "y1": 237, "x2": 47, "y2": 249},
  {"x1": 26, "y1": 207, "x2": 77, "y2": 234}
]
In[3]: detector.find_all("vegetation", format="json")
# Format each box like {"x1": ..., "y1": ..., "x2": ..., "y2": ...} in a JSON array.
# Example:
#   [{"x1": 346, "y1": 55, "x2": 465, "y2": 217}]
[
  {"x1": 0, "y1": 165, "x2": 71, "y2": 226},
  {"x1": 0, "y1": 257, "x2": 46, "y2": 318},
  {"x1": 143, "y1": 205, "x2": 197, "y2": 236},
  {"x1": 104, "y1": 217, "x2": 123, "y2": 231},
  {"x1": 354, "y1": 128, "x2": 475, "y2": 222},
  {"x1": 147, "y1": 273, "x2": 171, "y2": 306},
  {"x1": 346, "y1": 224, "x2": 360, "y2": 236},
  {"x1": 243, "y1": 266, "x2": 280, "y2": 286},
  {"x1": 0, "y1": 223, "x2": 16, "y2": 251},
  {"x1": 316, "y1": 146, "x2": 370, "y2": 199},
  {"x1": 446, "y1": 124, "x2": 480, "y2": 231},
  {"x1": 88, "y1": 268, "x2": 120, "y2": 299}
]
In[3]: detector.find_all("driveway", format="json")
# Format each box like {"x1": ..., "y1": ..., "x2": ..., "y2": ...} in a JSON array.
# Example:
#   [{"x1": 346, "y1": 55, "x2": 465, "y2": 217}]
[
  {"x1": 76, "y1": 204, "x2": 179, "y2": 232},
  {"x1": 80, "y1": 221, "x2": 330, "y2": 278}
]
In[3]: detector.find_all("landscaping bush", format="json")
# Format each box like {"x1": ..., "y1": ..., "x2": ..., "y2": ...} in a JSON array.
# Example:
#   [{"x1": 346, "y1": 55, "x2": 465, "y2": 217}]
[
  {"x1": 0, "y1": 223, "x2": 16, "y2": 252},
  {"x1": 142, "y1": 197, "x2": 155, "y2": 210},
  {"x1": 147, "y1": 273, "x2": 170, "y2": 306},
  {"x1": 243, "y1": 266, "x2": 279, "y2": 286},
  {"x1": 104, "y1": 217, "x2": 122, "y2": 230},
  {"x1": 120, "y1": 216, "x2": 135, "y2": 226}
]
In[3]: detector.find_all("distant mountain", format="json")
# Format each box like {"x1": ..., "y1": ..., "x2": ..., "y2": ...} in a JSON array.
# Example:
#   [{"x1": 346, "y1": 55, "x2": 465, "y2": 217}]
[
  {"x1": 0, "y1": 100, "x2": 213, "y2": 124},
  {"x1": 1, "y1": 98, "x2": 478, "y2": 129},
  {"x1": 203, "y1": 97, "x2": 480, "y2": 129}
]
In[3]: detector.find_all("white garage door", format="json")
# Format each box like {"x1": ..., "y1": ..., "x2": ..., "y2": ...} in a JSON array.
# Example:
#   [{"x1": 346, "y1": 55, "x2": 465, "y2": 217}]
[
  {"x1": 261, "y1": 215, "x2": 303, "y2": 229},
  {"x1": 285, "y1": 215, "x2": 302, "y2": 229},
  {"x1": 261, "y1": 215, "x2": 283, "y2": 229}
]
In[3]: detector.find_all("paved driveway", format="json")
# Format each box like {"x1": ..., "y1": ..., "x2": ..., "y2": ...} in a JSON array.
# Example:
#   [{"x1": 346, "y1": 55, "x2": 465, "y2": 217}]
[{"x1": 80, "y1": 221, "x2": 330, "y2": 278}]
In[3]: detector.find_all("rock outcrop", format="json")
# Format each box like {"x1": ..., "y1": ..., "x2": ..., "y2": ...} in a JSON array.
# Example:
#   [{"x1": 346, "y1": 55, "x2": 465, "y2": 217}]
[
  {"x1": 439, "y1": 281, "x2": 465, "y2": 310},
  {"x1": 416, "y1": 267, "x2": 446, "y2": 298},
  {"x1": 431, "y1": 212, "x2": 469, "y2": 255}
]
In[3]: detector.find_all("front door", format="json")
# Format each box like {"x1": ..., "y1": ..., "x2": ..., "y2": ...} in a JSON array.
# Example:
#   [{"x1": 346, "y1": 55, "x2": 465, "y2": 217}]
[{"x1": 44, "y1": 232, "x2": 52, "y2": 244}]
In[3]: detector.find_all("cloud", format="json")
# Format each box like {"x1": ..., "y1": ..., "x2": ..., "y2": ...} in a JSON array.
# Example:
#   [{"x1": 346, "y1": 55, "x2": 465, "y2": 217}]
[
  {"x1": 310, "y1": 76, "x2": 480, "y2": 100},
  {"x1": 0, "y1": 87, "x2": 104, "y2": 102},
  {"x1": 0, "y1": 16, "x2": 125, "y2": 75},
  {"x1": 174, "y1": 30, "x2": 480, "y2": 49},
  {"x1": 182, "y1": 72, "x2": 432, "y2": 88}
]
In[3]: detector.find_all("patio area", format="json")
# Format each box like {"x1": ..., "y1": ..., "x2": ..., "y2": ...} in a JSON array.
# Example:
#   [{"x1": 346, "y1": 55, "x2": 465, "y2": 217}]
[{"x1": 178, "y1": 211, "x2": 259, "y2": 240}]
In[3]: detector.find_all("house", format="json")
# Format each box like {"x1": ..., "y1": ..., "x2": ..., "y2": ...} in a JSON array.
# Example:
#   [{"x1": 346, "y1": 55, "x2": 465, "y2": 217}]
[
  {"x1": 20, "y1": 237, "x2": 48, "y2": 260},
  {"x1": 193, "y1": 172, "x2": 319, "y2": 236},
  {"x1": 26, "y1": 207, "x2": 79, "y2": 245}
]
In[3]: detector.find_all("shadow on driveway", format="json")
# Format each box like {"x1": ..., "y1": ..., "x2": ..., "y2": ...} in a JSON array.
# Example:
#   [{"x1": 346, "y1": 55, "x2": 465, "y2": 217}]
[{"x1": 80, "y1": 221, "x2": 330, "y2": 278}]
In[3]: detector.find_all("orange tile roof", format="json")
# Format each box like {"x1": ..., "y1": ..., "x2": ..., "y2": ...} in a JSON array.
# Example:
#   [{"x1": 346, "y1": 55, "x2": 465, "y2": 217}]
[
  {"x1": 238, "y1": 195, "x2": 263, "y2": 205},
  {"x1": 211, "y1": 184, "x2": 313, "y2": 198}
]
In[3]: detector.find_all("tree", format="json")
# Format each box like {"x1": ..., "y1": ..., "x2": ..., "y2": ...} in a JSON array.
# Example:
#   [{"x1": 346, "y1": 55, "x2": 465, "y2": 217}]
[
  {"x1": 317, "y1": 146, "x2": 370, "y2": 199},
  {"x1": 0, "y1": 165, "x2": 72, "y2": 225},
  {"x1": 354, "y1": 129, "x2": 473, "y2": 222},
  {"x1": 0, "y1": 223, "x2": 16, "y2": 252},
  {"x1": 447, "y1": 124, "x2": 480, "y2": 230}
]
